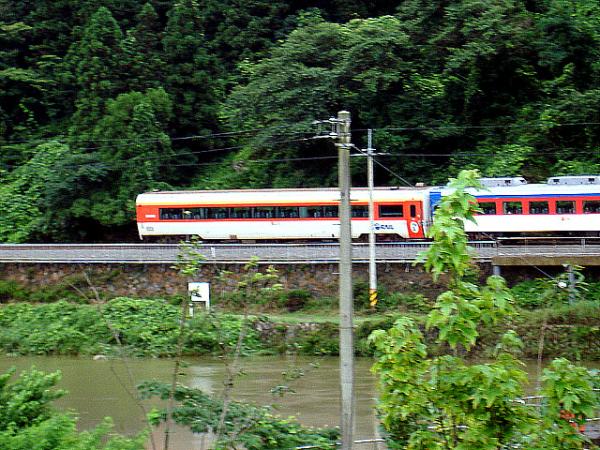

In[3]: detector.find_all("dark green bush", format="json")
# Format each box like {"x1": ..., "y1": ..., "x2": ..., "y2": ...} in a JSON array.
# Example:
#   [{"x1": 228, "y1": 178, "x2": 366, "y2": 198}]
[
  {"x1": 511, "y1": 275, "x2": 599, "y2": 309},
  {"x1": 280, "y1": 289, "x2": 312, "y2": 312},
  {"x1": 0, "y1": 279, "x2": 84, "y2": 303},
  {"x1": 355, "y1": 315, "x2": 401, "y2": 355},
  {"x1": 510, "y1": 279, "x2": 549, "y2": 309},
  {"x1": 301, "y1": 295, "x2": 337, "y2": 311},
  {"x1": 296, "y1": 322, "x2": 339, "y2": 356},
  {"x1": 0, "y1": 280, "x2": 28, "y2": 303},
  {"x1": 378, "y1": 291, "x2": 433, "y2": 313},
  {"x1": 476, "y1": 301, "x2": 600, "y2": 359},
  {"x1": 353, "y1": 280, "x2": 371, "y2": 310},
  {"x1": 0, "y1": 298, "x2": 265, "y2": 357},
  {"x1": 28, "y1": 284, "x2": 83, "y2": 303}
]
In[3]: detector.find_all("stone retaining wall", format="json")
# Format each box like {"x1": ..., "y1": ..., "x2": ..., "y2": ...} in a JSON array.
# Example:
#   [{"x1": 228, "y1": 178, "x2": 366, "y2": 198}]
[{"x1": 0, "y1": 262, "x2": 459, "y2": 299}]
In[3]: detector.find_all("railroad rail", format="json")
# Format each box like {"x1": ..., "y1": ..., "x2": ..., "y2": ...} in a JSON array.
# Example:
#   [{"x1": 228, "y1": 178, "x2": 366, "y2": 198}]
[{"x1": 1, "y1": 239, "x2": 599, "y2": 264}]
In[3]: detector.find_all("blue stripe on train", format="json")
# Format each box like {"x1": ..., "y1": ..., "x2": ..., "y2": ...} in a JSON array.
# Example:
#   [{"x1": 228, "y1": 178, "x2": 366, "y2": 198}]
[
  {"x1": 474, "y1": 193, "x2": 600, "y2": 199},
  {"x1": 429, "y1": 190, "x2": 442, "y2": 212}
]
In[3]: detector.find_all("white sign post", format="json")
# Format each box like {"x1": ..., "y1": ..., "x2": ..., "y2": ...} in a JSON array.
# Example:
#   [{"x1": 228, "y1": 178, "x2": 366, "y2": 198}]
[{"x1": 188, "y1": 282, "x2": 210, "y2": 316}]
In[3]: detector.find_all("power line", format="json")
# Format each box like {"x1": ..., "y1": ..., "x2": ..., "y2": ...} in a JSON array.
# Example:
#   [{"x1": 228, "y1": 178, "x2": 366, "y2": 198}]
[
  {"x1": 0, "y1": 122, "x2": 315, "y2": 147},
  {"x1": 4, "y1": 119, "x2": 600, "y2": 147},
  {"x1": 379, "y1": 148, "x2": 599, "y2": 158},
  {"x1": 2, "y1": 144, "x2": 598, "y2": 173},
  {"x1": 375, "y1": 121, "x2": 600, "y2": 133},
  {"x1": 351, "y1": 145, "x2": 413, "y2": 187},
  {"x1": 1, "y1": 137, "x2": 325, "y2": 171}
]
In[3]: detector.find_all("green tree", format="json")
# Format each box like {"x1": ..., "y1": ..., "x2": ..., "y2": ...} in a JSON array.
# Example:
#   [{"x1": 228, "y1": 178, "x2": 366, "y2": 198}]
[
  {"x1": 0, "y1": 141, "x2": 70, "y2": 242},
  {"x1": 216, "y1": 15, "x2": 417, "y2": 188},
  {"x1": 370, "y1": 170, "x2": 597, "y2": 449},
  {"x1": 52, "y1": 88, "x2": 175, "y2": 234},
  {"x1": 0, "y1": 367, "x2": 145, "y2": 449},
  {"x1": 162, "y1": 0, "x2": 223, "y2": 137},
  {"x1": 90, "y1": 87, "x2": 174, "y2": 226},
  {"x1": 122, "y1": 3, "x2": 166, "y2": 91},
  {"x1": 67, "y1": 6, "x2": 125, "y2": 143},
  {"x1": 198, "y1": 0, "x2": 290, "y2": 68},
  {"x1": 139, "y1": 380, "x2": 337, "y2": 450}
]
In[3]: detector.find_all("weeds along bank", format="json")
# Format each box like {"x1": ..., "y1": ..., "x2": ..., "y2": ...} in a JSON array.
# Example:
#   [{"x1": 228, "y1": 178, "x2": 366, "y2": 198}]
[{"x1": 0, "y1": 293, "x2": 597, "y2": 360}]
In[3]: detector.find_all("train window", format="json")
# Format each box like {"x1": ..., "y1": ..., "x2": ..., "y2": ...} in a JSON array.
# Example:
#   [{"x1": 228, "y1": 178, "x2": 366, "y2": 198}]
[
  {"x1": 277, "y1": 206, "x2": 300, "y2": 218},
  {"x1": 528, "y1": 201, "x2": 549, "y2": 214},
  {"x1": 323, "y1": 206, "x2": 339, "y2": 218},
  {"x1": 556, "y1": 200, "x2": 575, "y2": 214},
  {"x1": 409, "y1": 205, "x2": 417, "y2": 217},
  {"x1": 379, "y1": 204, "x2": 404, "y2": 217},
  {"x1": 160, "y1": 208, "x2": 183, "y2": 220},
  {"x1": 298, "y1": 207, "x2": 308, "y2": 218},
  {"x1": 583, "y1": 200, "x2": 600, "y2": 213},
  {"x1": 351, "y1": 205, "x2": 368, "y2": 218},
  {"x1": 230, "y1": 207, "x2": 251, "y2": 218},
  {"x1": 253, "y1": 206, "x2": 275, "y2": 218},
  {"x1": 207, "y1": 207, "x2": 229, "y2": 219},
  {"x1": 478, "y1": 202, "x2": 496, "y2": 215},
  {"x1": 503, "y1": 201, "x2": 522, "y2": 215},
  {"x1": 305, "y1": 206, "x2": 322, "y2": 218}
]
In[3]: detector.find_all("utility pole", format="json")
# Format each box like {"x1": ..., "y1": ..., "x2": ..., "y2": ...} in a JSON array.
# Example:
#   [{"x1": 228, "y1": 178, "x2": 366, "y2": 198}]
[
  {"x1": 567, "y1": 264, "x2": 576, "y2": 304},
  {"x1": 312, "y1": 110, "x2": 355, "y2": 449},
  {"x1": 367, "y1": 129, "x2": 378, "y2": 308},
  {"x1": 336, "y1": 110, "x2": 354, "y2": 450}
]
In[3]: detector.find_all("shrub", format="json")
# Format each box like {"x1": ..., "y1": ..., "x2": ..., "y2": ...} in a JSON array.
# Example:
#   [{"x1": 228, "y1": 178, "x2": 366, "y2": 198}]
[
  {"x1": 296, "y1": 322, "x2": 339, "y2": 355},
  {"x1": 0, "y1": 298, "x2": 267, "y2": 357},
  {"x1": 0, "y1": 280, "x2": 28, "y2": 303},
  {"x1": 379, "y1": 291, "x2": 432, "y2": 313},
  {"x1": 280, "y1": 289, "x2": 312, "y2": 312},
  {"x1": 510, "y1": 279, "x2": 548, "y2": 308},
  {"x1": 0, "y1": 367, "x2": 145, "y2": 449}
]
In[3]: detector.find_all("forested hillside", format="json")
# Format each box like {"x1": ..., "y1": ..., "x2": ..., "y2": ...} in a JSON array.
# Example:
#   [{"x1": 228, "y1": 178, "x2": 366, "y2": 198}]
[{"x1": 1, "y1": 0, "x2": 600, "y2": 242}]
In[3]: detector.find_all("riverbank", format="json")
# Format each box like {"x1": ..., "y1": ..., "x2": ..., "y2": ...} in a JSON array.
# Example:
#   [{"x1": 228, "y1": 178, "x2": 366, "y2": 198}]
[{"x1": 0, "y1": 296, "x2": 597, "y2": 360}]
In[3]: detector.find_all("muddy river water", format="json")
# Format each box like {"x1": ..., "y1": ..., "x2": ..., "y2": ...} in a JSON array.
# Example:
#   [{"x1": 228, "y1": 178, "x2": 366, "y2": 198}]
[{"x1": 0, "y1": 355, "x2": 597, "y2": 449}]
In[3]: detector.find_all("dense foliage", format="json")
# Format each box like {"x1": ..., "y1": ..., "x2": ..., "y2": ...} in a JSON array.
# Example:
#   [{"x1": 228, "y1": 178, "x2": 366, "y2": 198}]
[
  {"x1": 0, "y1": 367, "x2": 145, "y2": 449},
  {"x1": 139, "y1": 380, "x2": 338, "y2": 449},
  {"x1": 0, "y1": 297, "x2": 265, "y2": 356},
  {"x1": 2, "y1": 0, "x2": 600, "y2": 241}
]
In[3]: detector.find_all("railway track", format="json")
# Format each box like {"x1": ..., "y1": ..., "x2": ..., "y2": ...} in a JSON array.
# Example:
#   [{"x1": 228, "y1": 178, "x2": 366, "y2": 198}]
[{"x1": 1, "y1": 240, "x2": 599, "y2": 264}]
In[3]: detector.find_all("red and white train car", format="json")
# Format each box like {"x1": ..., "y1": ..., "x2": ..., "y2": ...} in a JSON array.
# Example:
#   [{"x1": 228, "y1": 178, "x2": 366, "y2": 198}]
[
  {"x1": 136, "y1": 187, "x2": 428, "y2": 241},
  {"x1": 433, "y1": 176, "x2": 600, "y2": 236},
  {"x1": 136, "y1": 175, "x2": 600, "y2": 241}
]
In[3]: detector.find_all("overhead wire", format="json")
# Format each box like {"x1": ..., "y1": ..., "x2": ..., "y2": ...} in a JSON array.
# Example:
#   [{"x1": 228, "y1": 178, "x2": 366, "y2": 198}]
[
  {"x1": 0, "y1": 121, "x2": 316, "y2": 146},
  {"x1": 350, "y1": 144, "x2": 413, "y2": 187},
  {"x1": 2, "y1": 118, "x2": 599, "y2": 175},
  {"x1": 3, "y1": 118, "x2": 600, "y2": 147},
  {"x1": 374, "y1": 121, "x2": 600, "y2": 132},
  {"x1": 1, "y1": 136, "x2": 327, "y2": 171}
]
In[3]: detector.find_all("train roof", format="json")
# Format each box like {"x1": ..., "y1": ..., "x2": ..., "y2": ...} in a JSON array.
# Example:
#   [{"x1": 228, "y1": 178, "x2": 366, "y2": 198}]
[
  {"x1": 136, "y1": 187, "x2": 424, "y2": 206},
  {"x1": 436, "y1": 183, "x2": 600, "y2": 197}
]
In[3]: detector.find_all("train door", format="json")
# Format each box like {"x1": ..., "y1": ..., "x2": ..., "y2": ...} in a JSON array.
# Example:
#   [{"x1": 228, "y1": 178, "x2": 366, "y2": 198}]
[{"x1": 406, "y1": 201, "x2": 424, "y2": 238}]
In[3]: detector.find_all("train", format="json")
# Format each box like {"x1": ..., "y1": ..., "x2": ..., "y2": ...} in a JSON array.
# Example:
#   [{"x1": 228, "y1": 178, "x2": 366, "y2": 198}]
[{"x1": 135, "y1": 175, "x2": 600, "y2": 241}]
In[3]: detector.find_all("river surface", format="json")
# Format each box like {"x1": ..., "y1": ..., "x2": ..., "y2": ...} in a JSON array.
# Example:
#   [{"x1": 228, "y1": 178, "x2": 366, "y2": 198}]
[{"x1": 0, "y1": 355, "x2": 597, "y2": 449}]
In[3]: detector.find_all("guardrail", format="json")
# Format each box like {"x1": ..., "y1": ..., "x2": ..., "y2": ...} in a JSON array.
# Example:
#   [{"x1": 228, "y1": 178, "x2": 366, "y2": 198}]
[
  {"x1": 0, "y1": 240, "x2": 598, "y2": 264},
  {"x1": 0, "y1": 242, "x2": 502, "y2": 264}
]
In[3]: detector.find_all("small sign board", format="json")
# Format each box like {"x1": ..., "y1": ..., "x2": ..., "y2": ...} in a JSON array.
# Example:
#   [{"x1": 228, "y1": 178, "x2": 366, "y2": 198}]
[{"x1": 188, "y1": 282, "x2": 210, "y2": 314}]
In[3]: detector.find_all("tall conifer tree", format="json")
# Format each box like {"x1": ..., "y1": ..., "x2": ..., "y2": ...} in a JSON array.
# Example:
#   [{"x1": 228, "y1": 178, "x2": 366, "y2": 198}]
[
  {"x1": 123, "y1": 2, "x2": 165, "y2": 91},
  {"x1": 162, "y1": 0, "x2": 222, "y2": 136},
  {"x1": 67, "y1": 6, "x2": 124, "y2": 143}
]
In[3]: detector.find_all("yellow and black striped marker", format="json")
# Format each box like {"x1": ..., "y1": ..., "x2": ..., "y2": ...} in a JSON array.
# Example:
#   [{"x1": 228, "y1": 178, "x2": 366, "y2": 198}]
[{"x1": 369, "y1": 289, "x2": 378, "y2": 308}]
